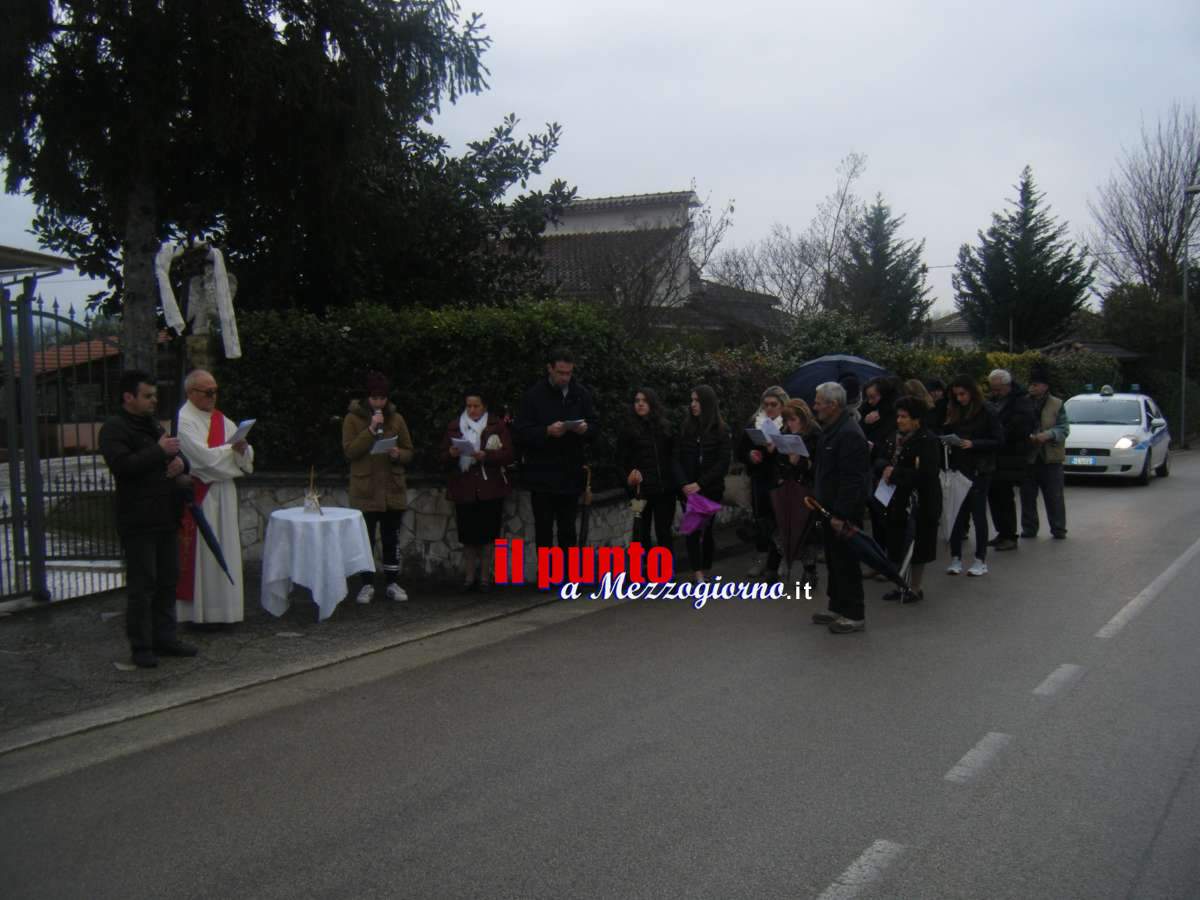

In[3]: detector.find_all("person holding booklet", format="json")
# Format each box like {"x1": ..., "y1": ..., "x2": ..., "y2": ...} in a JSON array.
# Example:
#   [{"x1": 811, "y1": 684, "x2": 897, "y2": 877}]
[
  {"x1": 877, "y1": 397, "x2": 942, "y2": 603},
  {"x1": 735, "y1": 385, "x2": 789, "y2": 578},
  {"x1": 441, "y1": 388, "x2": 514, "y2": 592},
  {"x1": 176, "y1": 368, "x2": 253, "y2": 627},
  {"x1": 343, "y1": 371, "x2": 414, "y2": 604}
]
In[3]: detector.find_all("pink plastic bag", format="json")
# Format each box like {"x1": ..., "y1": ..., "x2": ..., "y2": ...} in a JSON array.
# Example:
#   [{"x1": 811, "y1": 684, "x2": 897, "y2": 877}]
[{"x1": 678, "y1": 492, "x2": 722, "y2": 535}]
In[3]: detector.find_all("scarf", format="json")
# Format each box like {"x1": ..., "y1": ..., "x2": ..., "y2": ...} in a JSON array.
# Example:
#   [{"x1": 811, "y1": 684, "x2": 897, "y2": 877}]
[
  {"x1": 458, "y1": 409, "x2": 489, "y2": 476},
  {"x1": 753, "y1": 410, "x2": 783, "y2": 431}
]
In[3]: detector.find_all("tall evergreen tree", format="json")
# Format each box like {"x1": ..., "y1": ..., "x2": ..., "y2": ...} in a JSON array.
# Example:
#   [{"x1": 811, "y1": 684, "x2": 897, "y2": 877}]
[
  {"x1": 834, "y1": 194, "x2": 933, "y2": 341},
  {"x1": 1, "y1": 0, "x2": 569, "y2": 369},
  {"x1": 954, "y1": 166, "x2": 1094, "y2": 350}
]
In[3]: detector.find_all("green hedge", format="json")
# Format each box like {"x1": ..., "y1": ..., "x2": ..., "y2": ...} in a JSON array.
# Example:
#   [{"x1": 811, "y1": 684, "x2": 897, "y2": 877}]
[{"x1": 213, "y1": 301, "x2": 1139, "y2": 481}]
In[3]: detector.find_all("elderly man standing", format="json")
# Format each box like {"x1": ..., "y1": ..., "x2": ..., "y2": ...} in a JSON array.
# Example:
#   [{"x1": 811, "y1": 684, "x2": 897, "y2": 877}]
[
  {"x1": 810, "y1": 382, "x2": 871, "y2": 635},
  {"x1": 1021, "y1": 365, "x2": 1070, "y2": 539},
  {"x1": 176, "y1": 368, "x2": 253, "y2": 627},
  {"x1": 986, "y1": 368, "x2": 1035, "y2": 552}
]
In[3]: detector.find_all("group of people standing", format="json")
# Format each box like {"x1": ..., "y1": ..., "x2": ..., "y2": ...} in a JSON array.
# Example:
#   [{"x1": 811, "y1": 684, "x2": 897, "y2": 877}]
[{"x1": 101, "y1": 350, "x2": 1071, "y2": 668}]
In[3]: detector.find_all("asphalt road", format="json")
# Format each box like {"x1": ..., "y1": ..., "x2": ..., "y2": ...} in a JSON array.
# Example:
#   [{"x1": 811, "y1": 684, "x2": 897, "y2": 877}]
[{"x1": 2, "y1": 456, "x2": 1199, "y2": 899}]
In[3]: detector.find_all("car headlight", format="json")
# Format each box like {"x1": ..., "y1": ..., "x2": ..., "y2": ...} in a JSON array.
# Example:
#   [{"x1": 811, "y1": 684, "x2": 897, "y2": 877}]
[{"x1": 1113, "y1": 436, "x2": 1137, "y2": 450}]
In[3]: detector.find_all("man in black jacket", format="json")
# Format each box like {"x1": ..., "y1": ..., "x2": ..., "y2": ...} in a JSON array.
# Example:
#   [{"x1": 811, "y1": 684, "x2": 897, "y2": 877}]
[
  {"x1": 514, "y1": 348, "x2": 599, "y2": 550},
  {"x1": 986, "y1": 369, "x2": 1035, "y2": 552},
  {"x1": 810, "y1": 381, "x2": 871, "y2": 634},
  {"x1": 98, "y1": 370, "x2": 197, "y2": 668}
]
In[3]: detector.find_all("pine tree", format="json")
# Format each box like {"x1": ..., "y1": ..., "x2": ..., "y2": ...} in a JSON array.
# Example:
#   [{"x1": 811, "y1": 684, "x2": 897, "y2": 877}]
[
  {"x1": 954, "y1": 166, "x2": 1094, "y2": 350},
  {"x1": 835, "y1": 194, "x2": 933, "y2": 341}
]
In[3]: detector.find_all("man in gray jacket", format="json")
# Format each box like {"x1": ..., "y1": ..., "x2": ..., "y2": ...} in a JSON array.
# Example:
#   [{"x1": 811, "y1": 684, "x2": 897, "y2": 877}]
[{"x1": 1020, "y1": 366, "x2": 1069, "y2": 539}]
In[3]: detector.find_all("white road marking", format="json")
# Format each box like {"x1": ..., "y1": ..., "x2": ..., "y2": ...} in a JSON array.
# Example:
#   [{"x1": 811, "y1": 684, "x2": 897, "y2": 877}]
[
  {"x1": 816, "y1": 840, "x2": 906, "y2": 900},
  {"x1": 1032, "y1": 663, "x2": 1085, "y2": 697},
  {"x1": 944, "y1": 732, "x2": 1012, "y2": 784},
  {"x1": 1096, "y1": 535, "x2": 1200, "y2": 639}
]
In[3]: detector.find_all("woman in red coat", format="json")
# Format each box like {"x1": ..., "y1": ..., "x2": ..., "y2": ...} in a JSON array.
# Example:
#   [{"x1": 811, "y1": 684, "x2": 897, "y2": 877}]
[{"x1": 441, "y1": 389, "x2": 515, "y2": 591}]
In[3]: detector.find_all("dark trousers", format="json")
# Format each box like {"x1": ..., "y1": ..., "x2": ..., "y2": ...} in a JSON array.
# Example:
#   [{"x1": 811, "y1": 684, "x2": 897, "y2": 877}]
[
  {"x1": 1021, "y1": 462, "x2": 1067, "y2": 536},
  {"x1": 822, "y1": 523, "x2": 864, "y2": 621},
  {"x1": 951, "y1": 473, "x2": 991, "y2": 561},
  {"x1": 531, "y1": 492, "x2": 579, "y2": 549},
  {"x1": 988, "y1": 473, "x2": 1022, "y2": 540},
  {"x1": 685, "y1": 517, "x2": 716, "y2": 572},
  {"x1": 122, "y1": 530, "x2": 179, "y2": 652},
  {"x1": 633, "y1": 491, "x2": 676, "y2": 551},
  {"x1": 362, "y1": 509, "x2": 404, "y2": 586}
]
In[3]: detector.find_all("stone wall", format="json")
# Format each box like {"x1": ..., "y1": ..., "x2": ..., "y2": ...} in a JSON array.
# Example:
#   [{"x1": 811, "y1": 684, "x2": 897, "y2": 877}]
[{"x1": 237, "y1": 472, "x2": 750, "y2": 581}]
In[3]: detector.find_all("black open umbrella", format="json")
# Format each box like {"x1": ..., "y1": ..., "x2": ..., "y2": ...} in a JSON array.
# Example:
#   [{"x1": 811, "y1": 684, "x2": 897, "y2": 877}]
[
  {"x1": 782, "y1": 354, "x2": 890, "y2": 406},
  {"x1": 803, "y1": 495, "x2": 913, "y2": 599}
]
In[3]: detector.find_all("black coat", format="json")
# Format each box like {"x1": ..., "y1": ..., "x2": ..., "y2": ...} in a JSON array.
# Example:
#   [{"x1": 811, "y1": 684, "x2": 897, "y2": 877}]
[
  {"x1": 775, "y1": 432, "x2": 817, "y2": 486},
  {"x1": 882, "y1": 428, "x2": 943, "y2": 566},
  {"x1": 813, "y1": 411, "x2": 870, "y2": 523},
  {"x1": 98, "y1": 410, "x2": 189, "y2": 535},
  {"x1": 990, "y1": 384, "x2": 1036, "y2": 483},
  {"x1": 674, "y1": 423, "x2": 731, "y2": 503},
  {"x1": 514, "y1": 377, "x2": 598, "y2": 494},
  {"x1": 735, "y1": 415, "x2": 784, "y2": 514},
  {"x1": 618, "y1": 417, "x2": 676, "y2": 496},
  {"x1": 860, "y1": 400, "x2": 896, "y2": 465},
  {"x1": 943, "y1": 405, "x2": 1003, "y2": 477}
]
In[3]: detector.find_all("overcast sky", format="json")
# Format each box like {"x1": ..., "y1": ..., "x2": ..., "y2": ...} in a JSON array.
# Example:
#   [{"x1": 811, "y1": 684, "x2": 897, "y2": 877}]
[{"x1": 4, "y1": 0, "x2": 1197, "y2": 316}]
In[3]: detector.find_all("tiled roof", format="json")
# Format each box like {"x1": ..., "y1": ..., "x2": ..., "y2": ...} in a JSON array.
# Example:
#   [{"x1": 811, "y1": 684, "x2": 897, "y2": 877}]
[
  {"x1": 29, "y1": 331, "x2": 172, "y2": 375},
  {"x1": 541, "y1": 227, "x2": 685, "y2": 297},
  {"x1": 927, "y1": 312, "x2": 971, "y2": 334},
  {"x1": 567, "y1": 191, "x2": 700, "y2": 213},
  {"x1": 671, "y1": 280, "x2": 787, "y2": 333},
  {"x1": 1039, "y1": 339, "x2": 1142, "y2": 361}
]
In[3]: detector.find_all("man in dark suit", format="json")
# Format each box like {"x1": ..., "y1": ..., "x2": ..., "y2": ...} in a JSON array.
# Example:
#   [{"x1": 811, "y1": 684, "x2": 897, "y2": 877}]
[
  {"x1": 98, "y1": 370, "x2": 197, "y2": 668},
  {"x1": 514, "y1": 348, "x2": 599, "y2": 550},
  {"x1": 986, "y1": 368, "x2": 1035, "y2": 551}
]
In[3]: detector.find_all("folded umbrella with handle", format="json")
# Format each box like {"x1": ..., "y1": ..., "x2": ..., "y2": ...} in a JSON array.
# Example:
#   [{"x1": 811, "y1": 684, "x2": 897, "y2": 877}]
[{"x1": 803, "y1": 495, "x2": 912, "y2": 599}]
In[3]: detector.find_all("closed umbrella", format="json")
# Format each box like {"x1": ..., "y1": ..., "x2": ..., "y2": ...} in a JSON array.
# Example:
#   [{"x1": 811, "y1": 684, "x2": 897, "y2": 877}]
[
  {"x1": 803, "y1": 495, "x2": 913, "y2": 598},
  {"x1": 184, "y1": 499, "x2": 237, "y2": 585},
  {"x1": 769, "y1": 480, "x2": 815, "y2": 579},
  {"x1": 939, "y1": 449, "x2": 973, "y2": 544},
  {"x1": 578, "y1": 466, "x2": 593, "y2": 546}
]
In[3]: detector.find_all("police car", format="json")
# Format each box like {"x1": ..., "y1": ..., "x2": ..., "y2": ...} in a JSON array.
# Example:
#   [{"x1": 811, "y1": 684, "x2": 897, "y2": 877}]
[{"x1": 1062, "y1": 386, "x2": 1171, "y2": 484}]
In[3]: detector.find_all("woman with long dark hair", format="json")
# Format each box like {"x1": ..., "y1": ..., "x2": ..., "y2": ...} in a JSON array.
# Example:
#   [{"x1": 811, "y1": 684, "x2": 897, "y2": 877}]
[
  {"x1": 674, "y1": 385, "x2": 731, "y2": 582},
  {"x1": 878, "y1": 396, "x2": 942, "y2": 602},
  {"x1": 618, "y1": 387, "x2": 677, "y2": 550},
  {"x1": 943, "y1": 375, "x2": 1003, "y2": 578}
]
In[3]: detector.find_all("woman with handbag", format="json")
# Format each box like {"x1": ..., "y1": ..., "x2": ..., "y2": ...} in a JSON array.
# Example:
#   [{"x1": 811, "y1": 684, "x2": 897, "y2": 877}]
[
  {"x1": 618, "y1": 388, "x2": 677, "y2": 550},
  {"x1": 441, "y1": 388, "x2": 515, "y2": 592},
  {"x1": 674, "y1": 385, "x2": 731, "y2": 582},
  {"x1": 942, "y1": 375, "x2": 1003, "y2": 578}
]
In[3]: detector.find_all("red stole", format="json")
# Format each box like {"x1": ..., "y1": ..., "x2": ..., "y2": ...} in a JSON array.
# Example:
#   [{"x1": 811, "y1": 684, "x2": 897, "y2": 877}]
[{"x1": 177, "y1": 410, "x2": 225, "y2": 602}]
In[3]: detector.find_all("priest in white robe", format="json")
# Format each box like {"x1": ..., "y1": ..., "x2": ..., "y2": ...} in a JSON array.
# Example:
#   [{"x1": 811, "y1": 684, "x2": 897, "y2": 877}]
[{"x1": 176, "y1": 369, "x2": 253, "y2": 624}]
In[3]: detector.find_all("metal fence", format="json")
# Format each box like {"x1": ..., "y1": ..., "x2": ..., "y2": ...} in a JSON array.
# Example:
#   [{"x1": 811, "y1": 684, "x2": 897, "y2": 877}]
[{"x1": 1, "y1": 283, "x2": 179, "y2": 605}]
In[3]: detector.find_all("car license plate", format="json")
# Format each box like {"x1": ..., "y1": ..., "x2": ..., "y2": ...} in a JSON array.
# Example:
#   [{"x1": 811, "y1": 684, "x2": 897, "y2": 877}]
[{"x1": 1068, "y1": 456, "x2": 1097, "y2": 466}]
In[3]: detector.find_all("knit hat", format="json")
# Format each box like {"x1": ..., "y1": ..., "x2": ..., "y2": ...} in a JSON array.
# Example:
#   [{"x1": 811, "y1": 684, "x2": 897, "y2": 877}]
[
  {"x1": 1028, "y1": 365, "x2": 1051, "y2": 387},
  {"x1": 366, "y1": 371, "x2": 390, "y2": 396}
]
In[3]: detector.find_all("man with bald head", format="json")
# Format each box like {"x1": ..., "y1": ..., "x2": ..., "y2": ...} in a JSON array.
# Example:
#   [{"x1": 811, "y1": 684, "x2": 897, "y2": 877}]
[{"x1": 176, "y1": 368, "x2": 253, "y2": 627}]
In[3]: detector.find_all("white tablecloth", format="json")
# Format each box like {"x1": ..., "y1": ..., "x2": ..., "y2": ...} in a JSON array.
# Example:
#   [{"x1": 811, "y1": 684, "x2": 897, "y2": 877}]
[{"x1": 261, "y1": 507, "x2": 375, "y2": 621}]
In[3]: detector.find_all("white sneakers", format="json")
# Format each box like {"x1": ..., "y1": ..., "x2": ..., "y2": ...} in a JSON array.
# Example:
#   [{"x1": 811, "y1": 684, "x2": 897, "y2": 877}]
[
  {"x1": 357, "y1": 583, "x2": 408, "y2": 603},
  {"x1": 946, "y1": 557, "x2": 988, "y2": 576}
]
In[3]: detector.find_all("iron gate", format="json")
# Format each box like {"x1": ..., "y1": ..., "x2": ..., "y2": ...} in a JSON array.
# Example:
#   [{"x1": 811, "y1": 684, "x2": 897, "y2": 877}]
[{"x1": 1, "y1": 281, "x2": 179, "y2": 605}]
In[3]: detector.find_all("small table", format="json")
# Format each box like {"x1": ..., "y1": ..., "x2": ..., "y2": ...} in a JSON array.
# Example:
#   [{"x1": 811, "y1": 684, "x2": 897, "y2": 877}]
[{"x1": 261, "y1": 507, "x2": 375, "y2": 621}]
